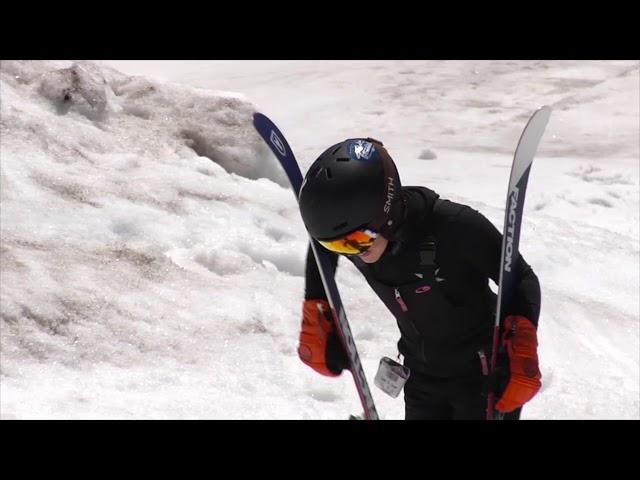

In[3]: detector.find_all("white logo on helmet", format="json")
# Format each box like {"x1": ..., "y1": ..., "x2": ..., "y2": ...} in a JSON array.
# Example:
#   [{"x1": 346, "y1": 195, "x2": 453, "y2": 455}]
[
  {"x1": 384, "y1": 177, "x2": 395, "y2": 214},
  {"x1": 350, "y1": 140, "x2": 375, "y2": 160}
]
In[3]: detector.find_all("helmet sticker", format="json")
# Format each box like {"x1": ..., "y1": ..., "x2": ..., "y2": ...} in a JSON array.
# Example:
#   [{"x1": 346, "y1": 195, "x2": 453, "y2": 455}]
[{"x1": 348, "y1": 140, "x2": 377, "y2": 161}]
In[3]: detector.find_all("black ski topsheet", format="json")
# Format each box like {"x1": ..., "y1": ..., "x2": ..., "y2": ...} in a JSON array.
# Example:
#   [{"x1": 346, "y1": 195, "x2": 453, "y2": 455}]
[
  {"x1": 488, "y1": 106, "x2": 551, "y2": 420},
  {"x1": 253, "y1": 112, "x2": 379, "y2": 420}
]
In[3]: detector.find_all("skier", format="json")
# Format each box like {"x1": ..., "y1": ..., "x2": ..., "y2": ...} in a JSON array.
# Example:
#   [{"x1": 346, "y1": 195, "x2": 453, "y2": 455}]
[{"x1": 296, "y1": 138, "x2": 542, "y2": 420}]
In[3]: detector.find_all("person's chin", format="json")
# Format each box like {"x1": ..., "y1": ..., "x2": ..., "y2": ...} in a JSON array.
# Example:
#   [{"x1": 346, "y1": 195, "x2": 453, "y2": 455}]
[{"x1": 359, "y1": 250, "x2": 378, "y2": 263}]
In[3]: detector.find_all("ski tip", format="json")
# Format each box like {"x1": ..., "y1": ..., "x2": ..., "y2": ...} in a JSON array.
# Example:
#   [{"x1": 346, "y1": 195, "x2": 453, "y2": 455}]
[
  {"x1": 523, "y1": 105, "x2": 552, "y2": 136},
  {"x1": 536, "y1": 105, "x2": 552, "y2": 121}
]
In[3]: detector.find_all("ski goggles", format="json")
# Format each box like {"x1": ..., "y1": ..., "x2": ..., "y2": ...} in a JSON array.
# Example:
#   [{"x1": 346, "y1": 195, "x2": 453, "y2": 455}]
[{"x1": 318, "y1": 228, "x2": 379, "y2": 255}]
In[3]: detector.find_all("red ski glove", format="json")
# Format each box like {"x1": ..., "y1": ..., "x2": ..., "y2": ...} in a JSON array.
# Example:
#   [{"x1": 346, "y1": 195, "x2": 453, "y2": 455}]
[
  {"x1": 496, "y1": 315, "x2": 542, "y2": 413},
  {"x1": 297, "y1": 299, "x2": 349, "y2": 377}
]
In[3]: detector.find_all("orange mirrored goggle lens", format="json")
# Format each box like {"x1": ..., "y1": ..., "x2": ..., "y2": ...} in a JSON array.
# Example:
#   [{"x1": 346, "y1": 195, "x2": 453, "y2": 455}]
[{"x1": 318, "y1": 229, "x2": 378, "y2": 255}]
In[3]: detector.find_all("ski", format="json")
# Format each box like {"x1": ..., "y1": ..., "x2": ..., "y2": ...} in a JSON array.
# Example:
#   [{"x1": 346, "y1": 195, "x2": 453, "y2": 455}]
[
  {"x1": 487, "y1": 106, "x2": 552, "y2": 420},
  {"x1": 253, "y1": 112, "x2": 379, "y2": 420}
]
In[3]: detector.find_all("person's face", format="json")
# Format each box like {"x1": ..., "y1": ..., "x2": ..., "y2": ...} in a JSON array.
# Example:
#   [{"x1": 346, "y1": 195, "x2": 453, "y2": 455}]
[{"x1": 357, "y1": 235, "x2": 389, "y2": 264}]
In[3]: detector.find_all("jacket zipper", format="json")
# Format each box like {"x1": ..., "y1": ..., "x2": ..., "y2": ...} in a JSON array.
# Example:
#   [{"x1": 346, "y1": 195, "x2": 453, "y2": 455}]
[
  {"x1": 394, "y1": 288, "x2": 408, "y2": 312},
  {"x1": 478, "y1": 350, "x2": 489, "y2": 376}
]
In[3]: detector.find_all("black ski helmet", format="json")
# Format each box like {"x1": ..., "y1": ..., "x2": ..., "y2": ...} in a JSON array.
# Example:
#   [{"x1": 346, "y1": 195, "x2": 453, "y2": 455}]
[{"x1": 299, "y1": 138, "x2": 403, "y2": 242}]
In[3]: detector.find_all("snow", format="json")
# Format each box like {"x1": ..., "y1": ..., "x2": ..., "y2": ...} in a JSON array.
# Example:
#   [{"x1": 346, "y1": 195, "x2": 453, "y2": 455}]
[{"x1": 1, "y1": 60, "x2": 638, "y2": 419}]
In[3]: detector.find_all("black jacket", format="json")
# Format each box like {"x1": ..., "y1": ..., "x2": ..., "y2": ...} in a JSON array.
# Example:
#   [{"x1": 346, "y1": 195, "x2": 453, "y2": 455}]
[{"x1": 304, "y1": 186, "x2": 541, "y2": 378}]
